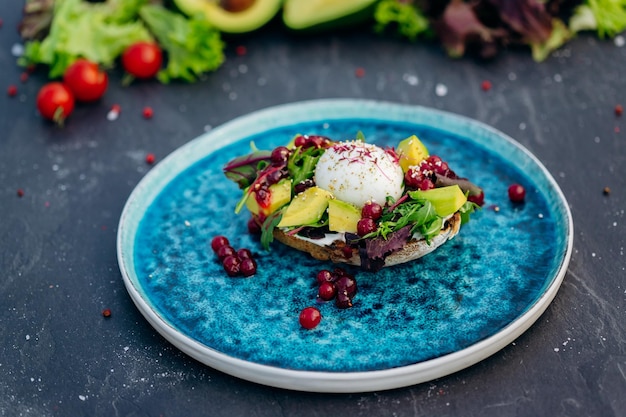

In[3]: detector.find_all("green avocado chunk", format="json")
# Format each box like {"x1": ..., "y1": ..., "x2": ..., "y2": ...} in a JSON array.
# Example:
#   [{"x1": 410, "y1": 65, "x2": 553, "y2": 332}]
[
  {"x1": 173, "y1": 0, "x2": 282, "y2": 33},
  {"x1": 410, "y1": 185, "x2": 467, "y2": 217},
  {"x1": 328, "y1": 199, "x2": 361, "y2": 233},
  {"x1": 283, "y1": 0, "x2": 378, "y2": 32},
  {"x1": 277, "y1": 186, "x2": 333, "y2": 228}
]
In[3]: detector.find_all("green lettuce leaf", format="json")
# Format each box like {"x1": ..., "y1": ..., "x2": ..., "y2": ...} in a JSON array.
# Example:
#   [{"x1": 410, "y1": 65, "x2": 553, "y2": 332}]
[
  {"x1": 139, "y1": 5, "x2": 225, "y2": 83},
  {"x1": 574, "y1": 0, "x2": 626, "y2": 38},
  {"x1": 20, "y1": 0, "x2": 153, "y2": 77},
  {"x1": 374, "y1": 0, "x2": 430, "y2": 41}
]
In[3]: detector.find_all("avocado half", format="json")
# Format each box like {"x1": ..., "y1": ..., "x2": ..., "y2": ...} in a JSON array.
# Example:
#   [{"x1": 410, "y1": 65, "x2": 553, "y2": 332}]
[
  {"x1": 173, "y1": 0, "x2": 283, "y2": 33},
  {"x1": 283, "y1": 0, "x2": 378, "y2": 32}
]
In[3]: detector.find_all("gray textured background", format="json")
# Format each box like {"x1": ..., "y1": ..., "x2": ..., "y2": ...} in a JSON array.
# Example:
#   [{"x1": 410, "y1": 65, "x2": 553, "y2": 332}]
[{"x1": 1, "y1": 2, "x2": 625, "y2": 416}]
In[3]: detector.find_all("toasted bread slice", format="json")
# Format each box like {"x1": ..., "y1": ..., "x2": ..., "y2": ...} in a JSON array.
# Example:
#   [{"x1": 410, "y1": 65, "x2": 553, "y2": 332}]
[{"x1": 273, "y1": 212, "x2": 462, "y2": 269}]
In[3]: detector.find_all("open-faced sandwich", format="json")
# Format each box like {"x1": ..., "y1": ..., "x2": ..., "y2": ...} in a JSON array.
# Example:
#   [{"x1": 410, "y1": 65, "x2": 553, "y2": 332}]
[{"x1": 223, "y1": 133, "x2": 483, "y2": 271}]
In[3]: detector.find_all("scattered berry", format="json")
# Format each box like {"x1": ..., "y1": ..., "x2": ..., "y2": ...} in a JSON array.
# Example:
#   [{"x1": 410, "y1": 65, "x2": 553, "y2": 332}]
[
  {"x1": 481, "y1": 80, "x2": 492, "y2": 91},
  {"x1": 222, "y1": 255, "x2": 241, "y2": 277},
  {"x1": 211, "y1": 235, "x2": 230, "y2": 252},
  {"x1": 7, "y1": 84, "x2": 17, "y2": 97},
  {"x1": 299, "y1": 307, "x2": 322, "y2": 329},
  {"x1": 240, "y1": 258, "x2": 257, "y2": 277},
  {"x1": 615, "y1": 104, "x2": 623, "y2": 116},
  {"x1": 317, "y1": 281, "x2": 337, "y2": 301},
  {"x1": 335, "y1": 290, "x2": 353, "y2": 309},
  {"x1": 235, "y1": 45, "x2": 247, "y2": 56},
  {"x1": 211, "y1": 235, "x2": 258, "y2": 278},
  {"x1": 508, "y1": 184, "x2": 526, "y2": 203},
  {"x1": 145, "y1": 153, "x2": 156, "y2": 165},
  {"x1": 20, "y1": 72, "x2": 28, "y2": 83},
  {"x1": 313, "y1": 267, "x2": 357, "y2": 309},
  {"x1": 102, "y1": 308, "x2": 112, "y2": 318},
  {"x1": 17, "y1": 189, "x2": 24, "y2": 197},
  {"x1": 142, "y1": 106, "x2": 153, "y2": 119},
  {"x1": 217, "y1": 245, "x2": 236, "y2": 261},
  {"x1": 237, "y1": 248, "x2": 253, "y2": 259},
  {"x1": 316, "y1": 269, "x2": 334, "y2": 284},
  {"x1": 603, "y1": 186, "x2": 611, "y2": 195},
  {"x1": 355, "y1": 67, "x2": 365, "y2": 78}
]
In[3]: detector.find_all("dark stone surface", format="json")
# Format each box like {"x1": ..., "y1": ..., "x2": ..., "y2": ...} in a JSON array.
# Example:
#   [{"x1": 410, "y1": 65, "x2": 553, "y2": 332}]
[{"x1": 1, "y1": 3, "x2": 625, "y2": 416}]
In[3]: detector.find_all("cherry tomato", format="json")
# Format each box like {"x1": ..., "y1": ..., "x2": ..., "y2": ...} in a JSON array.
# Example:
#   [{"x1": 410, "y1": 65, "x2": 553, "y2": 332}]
[
  {"x1": 121, "y1": 42, "x2": 163, "y2": 79},
  {"x1": 36, "y1": 82, "x2": 74, "y2": 125},
  {"x1": 63, "y1": 59, "x2": 108, "y2": 102}
]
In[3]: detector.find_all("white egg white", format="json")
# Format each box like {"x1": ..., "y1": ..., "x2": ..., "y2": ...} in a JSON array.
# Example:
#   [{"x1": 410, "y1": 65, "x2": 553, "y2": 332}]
[{"x1": 314, "y1": 141, "x2": 404, "y2": 207}]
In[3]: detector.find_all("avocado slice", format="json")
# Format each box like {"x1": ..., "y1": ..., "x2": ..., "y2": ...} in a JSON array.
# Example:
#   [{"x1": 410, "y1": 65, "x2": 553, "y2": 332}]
[
  {"x1": 410, "y1": 185, "x2": 467, "y2": 217},
  {"x1": 277, "y1": 186, "x2": 333, "y2": 228},
  {"x1": 328, "y1": 199, "x2": 361, "y2": 233},
  {"x1": 283, "y1": 0, "x2": 378, "y2": 32},
  {"x1": 173, "y1": 0, "x2": 283, "y2": 33},
  {"x1": 397, "y1": 135, "x2": 429, "y2": 173}
]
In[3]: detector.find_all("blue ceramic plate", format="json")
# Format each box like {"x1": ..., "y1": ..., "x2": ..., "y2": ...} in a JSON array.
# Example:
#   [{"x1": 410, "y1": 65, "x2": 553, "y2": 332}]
[{"x1": 117, "y1": 99, "x2": 573, "y2": 392}]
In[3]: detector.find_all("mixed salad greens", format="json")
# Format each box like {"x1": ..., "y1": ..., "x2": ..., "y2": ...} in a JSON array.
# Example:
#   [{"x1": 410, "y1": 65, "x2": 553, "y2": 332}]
[
  {"x1": 15, "y1": 0, "x2": 626, "y2": 85},
  {"x1": 18, "y1": 0, "x2": 224, "y2": 82},
  {"x1": 374, "y1": 0, "x2": 626, "y2": 61}
]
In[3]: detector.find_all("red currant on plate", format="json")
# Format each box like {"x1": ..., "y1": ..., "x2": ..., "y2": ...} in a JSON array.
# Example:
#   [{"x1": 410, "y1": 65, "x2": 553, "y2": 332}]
[
  {"x1": 508, "y1": 184, "x2": 526, "y2": 203},
  {"x1": 299, "y1": 307, "x2": 322, "y2": 329}
]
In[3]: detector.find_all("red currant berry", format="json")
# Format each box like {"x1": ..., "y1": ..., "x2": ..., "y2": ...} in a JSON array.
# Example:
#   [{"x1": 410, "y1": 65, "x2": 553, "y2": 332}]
[
  {"x1": 361, "y1": 201, "x2": 383, "y2": 220},
  {"x1": 468, "y1": 191, "x2": 485, "y2": 206},
  {"x1": 316, "y1": 269, "x2": 334, "y2": 284},
  {"x1": 318, "y1": 281, "x2": 337, "y2": 301},
  {"x1": 237, "y1": 248, "x2": 253, "y2": 259},
  {"x1": 142, "y1": 106, "x2": 153, "y2": 119},
  {"x1": 211, "y1": 235, "x2": 230, "y2": 252},
  {"x1": 333, "y1": 267, "x2": 348, "y2": 278},
  {"x1": 508, "y1": 184, "x2": 526, "y2": 203},
  {"x1": 240, "y1": 258, "x2": 257, "y2": 277},
  {"x1": 335, "y1": 291, "x2": 353, "y2": 309},
  {"x1": 335, "y1": 275, "x2": 357, "y2": 297},
  {"x1": 293, "y1": 135, "x2": 307, "y2": 147},
  {"x1": 308, "y1": 135, "x2": 332, "y2": 149},
  {"x1": 418, "y1": 178, "x2": 435, "y2": 190},
  {"x1": 222, "y1": 255, "x2": 241, "y2": 277},
  {"x1": 357, "y1": 218, "x2": 377, "y2": 236},
  {"x1": 270, "y1": 146, "x2": 290, "y2": 166},
  {"x1": 217, "y1": 245, "x2": 236, "y2": 261},
  {"x1": 247, "y1": 217, "x2": 262, "y2": 235},
  {"x1": 299, "y1": 307, "x2": 322, "y2": 329}
]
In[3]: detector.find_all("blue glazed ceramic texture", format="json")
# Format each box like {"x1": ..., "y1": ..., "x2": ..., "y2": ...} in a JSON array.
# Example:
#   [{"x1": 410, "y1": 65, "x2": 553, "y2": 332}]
[{"x1": 131, "y1": 117, "x2": 567, "y2": 373}]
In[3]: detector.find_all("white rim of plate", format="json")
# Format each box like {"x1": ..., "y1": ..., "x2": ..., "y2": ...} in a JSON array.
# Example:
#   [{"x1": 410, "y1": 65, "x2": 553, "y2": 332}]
[{"x1": 117, "y1": 99, "x2": 574, "y2": 393}]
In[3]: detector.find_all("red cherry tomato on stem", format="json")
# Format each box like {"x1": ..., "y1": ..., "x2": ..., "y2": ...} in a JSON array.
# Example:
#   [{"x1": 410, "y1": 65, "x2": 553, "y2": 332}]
[
  {"x1": 36, "y1": 82, "x2": 74, "y2": 125},
  {"x1": 63, "y1": 59, "x2": 108, "y2": 102},
  {"x1": 122, "y1": 42, "x2": 163, "y2": 79}
]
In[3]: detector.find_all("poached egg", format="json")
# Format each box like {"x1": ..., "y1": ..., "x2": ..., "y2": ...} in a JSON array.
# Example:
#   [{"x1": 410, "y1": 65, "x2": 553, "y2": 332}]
[{"x1": 314, "y1": 141, "x2": 404, "y2": 207}]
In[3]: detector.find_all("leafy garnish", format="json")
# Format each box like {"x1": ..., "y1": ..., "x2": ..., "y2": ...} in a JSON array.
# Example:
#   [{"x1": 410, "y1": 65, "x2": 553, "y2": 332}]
[
  {"x1": 364, "y1": 195, "x2": 440, "y2": 241},
  {"x1": 18, "y1": 0, "x2": 225, "y2": 82},
  {"x1": 260, "y1": 209, "x2": 284, "y2": 250},
  {"x1": 573, "y1": 0, "x2": 626, "y2": 38},
  {"x1": 374, "y1": 0, "x2": 431, "y2": 41},
  {"x1": 223, "y1": 149, "x2": 272, "y2": 189},
  {"x1": 20, "y1": 0, "x2": 153, "y2": 77},
  {"x1": 287, "y1": 146, "x2": 325, "y2": 187},
  {"x1": 459, "y1": 200, "x2": 480, "y2": 224},
  {"x1": 139, "y1": 5, "x2": 225, "y2": 83}
]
